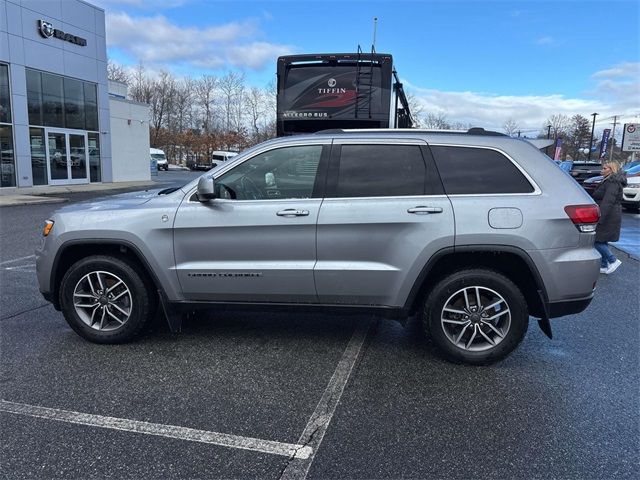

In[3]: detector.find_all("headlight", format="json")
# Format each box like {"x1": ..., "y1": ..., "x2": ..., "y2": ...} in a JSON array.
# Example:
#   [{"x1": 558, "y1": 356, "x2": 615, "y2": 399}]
[
  {"x1": 42, "y1": 220, "x2": 54, "y2": 236},
  {"x1": 627, "y1": 184, "x2": 640, "y2": 189}
]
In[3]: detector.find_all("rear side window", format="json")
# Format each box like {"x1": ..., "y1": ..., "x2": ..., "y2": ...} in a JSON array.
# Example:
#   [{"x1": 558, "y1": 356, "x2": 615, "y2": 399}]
[
  {"x1": 431, "y1": 146, "x2": 534, "y2": 194},
  {"x1": 334, "y1": 145, "x2": 425, "y2": 198}
]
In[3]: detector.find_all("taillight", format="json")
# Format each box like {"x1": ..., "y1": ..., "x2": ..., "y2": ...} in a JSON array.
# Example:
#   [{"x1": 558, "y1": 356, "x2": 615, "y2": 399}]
[{"x1": 564, "y1": 204, "x2": 600, "y2": 232}]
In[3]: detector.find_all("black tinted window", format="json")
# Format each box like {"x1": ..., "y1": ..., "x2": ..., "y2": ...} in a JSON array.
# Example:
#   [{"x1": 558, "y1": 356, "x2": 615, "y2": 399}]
[
  {"x1": 431, "y1": 146, "x2": 534, "y2": 194},
  {"x1": 335, "y1": 145, "x2": 425, "y2": 197}
]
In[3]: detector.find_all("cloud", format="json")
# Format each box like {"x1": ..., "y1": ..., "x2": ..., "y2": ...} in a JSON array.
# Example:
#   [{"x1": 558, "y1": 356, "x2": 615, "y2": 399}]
[
  {"x1": 404, "y1": 61, "x2": 640, "y2": 132},
  {"x1": 404, "y1": 81, "x2": 605, "y2": 132},
  {"x1": 589, "y1": 62, "x2": 640, "y2": 113},
  {"x1": 106, "y1": 12, "x2": 295, "y2": 72},
  {"x1": 591, "y1": 62, "x2": 639, "y2": 79}
]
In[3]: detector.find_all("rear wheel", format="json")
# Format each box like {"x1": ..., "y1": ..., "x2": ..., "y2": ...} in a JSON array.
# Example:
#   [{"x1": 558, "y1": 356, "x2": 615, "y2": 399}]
[
  {"x1": 423, "y1": 269, "x2": 528, "y2": 365},
  {"x1": 59, "y1": 255, "x2": 157, "y2": 343}
]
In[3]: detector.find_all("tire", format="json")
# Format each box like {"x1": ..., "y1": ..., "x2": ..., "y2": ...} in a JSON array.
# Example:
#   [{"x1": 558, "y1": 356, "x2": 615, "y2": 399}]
[
  {"x1": 423, "y1": 269, "x2": 528, "y2": 365},
  {"x1": 59, "y1": 255, "x2": 157, "y2": 344}
]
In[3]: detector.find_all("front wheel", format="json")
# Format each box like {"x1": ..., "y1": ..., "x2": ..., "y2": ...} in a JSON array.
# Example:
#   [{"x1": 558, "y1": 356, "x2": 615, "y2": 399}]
[
  {"x1": 423, "y1": 269, "x2": 529, "y2": 365},
  {"x1": 59, "y1": 255, "x2": 157, "y2": 343}
]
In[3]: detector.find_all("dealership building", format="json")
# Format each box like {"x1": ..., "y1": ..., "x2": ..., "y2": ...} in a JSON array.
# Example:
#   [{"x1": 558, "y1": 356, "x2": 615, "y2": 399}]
[{"x1": 0, "y1": 0, "x2": 149, "y2": 189}]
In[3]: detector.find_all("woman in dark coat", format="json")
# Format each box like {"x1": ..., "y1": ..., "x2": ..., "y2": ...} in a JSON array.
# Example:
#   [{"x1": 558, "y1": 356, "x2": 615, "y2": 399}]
[{"x1": 592, "y1": 161, "x2": 627, "y2": 274}]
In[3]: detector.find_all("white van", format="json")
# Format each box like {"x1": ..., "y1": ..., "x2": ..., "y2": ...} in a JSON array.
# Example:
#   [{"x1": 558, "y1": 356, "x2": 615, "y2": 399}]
[
  {"x1": 150, "y1": 148, "x2": 168, "y2": 171},
  {"x1": 194, "y1": 151, "x2": 238, "y2": 170}
]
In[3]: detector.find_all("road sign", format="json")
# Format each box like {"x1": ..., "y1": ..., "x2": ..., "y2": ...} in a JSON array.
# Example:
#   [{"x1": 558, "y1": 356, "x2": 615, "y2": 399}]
[{"x1": 621, "y1": 124, "x2": 640, "y2": 152}]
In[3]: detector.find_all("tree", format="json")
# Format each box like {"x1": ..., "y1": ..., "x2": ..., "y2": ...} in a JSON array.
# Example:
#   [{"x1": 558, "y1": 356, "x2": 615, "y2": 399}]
[
  {"x1": 566, "y1": 114, "x2": 591, "y2": 160},
  {"x1": 405, "y1": 93, "x2": 424, "y2": 127},
  {"x1": 195, "y1": 75, "x2": 217, "y2": 134},
  {"x1": 422, "y1": 112, "x2": 451, "y2": 129},
  {"x1": 503, "y1": 118, "x2": 520, "y2": 137},
  {"x1": 128, "y1": 63, "x2": 154, "y2": 104},
  {"x1": 149, "y1": 70, "x2": 176, "y2": 146},
  {"x1": 541, "y1": 114, "x2": 570, "y2": 140},
  {"x1": 218, "y1": 71, "x2": 245, "y2": 133},
  {"x1": 107, "y1": 60, "x2": 130, "y2": 84}
]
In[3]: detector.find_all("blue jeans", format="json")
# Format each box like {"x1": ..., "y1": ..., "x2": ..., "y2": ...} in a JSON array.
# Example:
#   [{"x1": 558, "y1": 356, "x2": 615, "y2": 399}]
[{"x1": 594, "y1": 241, "x2": 616, "y2": 268}]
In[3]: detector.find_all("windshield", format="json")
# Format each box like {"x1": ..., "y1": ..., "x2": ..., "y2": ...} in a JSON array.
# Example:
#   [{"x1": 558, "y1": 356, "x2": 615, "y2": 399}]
[{"x1": 151, "y1": 153, "x2": 166, "y2": 161}]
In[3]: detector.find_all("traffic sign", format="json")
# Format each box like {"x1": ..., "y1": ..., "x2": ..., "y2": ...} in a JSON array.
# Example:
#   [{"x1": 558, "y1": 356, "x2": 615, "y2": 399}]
[{"x1": 621, "y1": 123, "x2": 640, "y2": 152}]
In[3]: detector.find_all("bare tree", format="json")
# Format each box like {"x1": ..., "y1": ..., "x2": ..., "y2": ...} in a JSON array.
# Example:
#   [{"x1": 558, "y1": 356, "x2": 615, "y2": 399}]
[
  {"x1": 107, "y1": 60, "x2": 130, "y2": 84},
  {"x1": 542, "y1": 114, "x2": 571, "y2": 140},
  {"x1": 405, "y1": 93, "x2": 424, "y2": 127},
  {"x1": 195, "y1": 75, "x2": 217, "y2": 134},
  {"x1": 149, "y1": 70, "x2": 176, "y2": 146},
  {"x1": 245, "y1": 87, "x2": 264, "y2": 140},
  {"x1": 128, "y1": 63, "x2": 154, "y2": 104},
  {"x1": 218, "y1": 71, "x2": 245, "y2": 133},
  {"x1": 450, "y1": 121, "x2": 472, "y2": 130},
  {"x1": 422, "y1": 112, "x2": 451, "y2": 129},
  {"x1": 503, "y1": 118, "x2": 520, "y2": 137}
]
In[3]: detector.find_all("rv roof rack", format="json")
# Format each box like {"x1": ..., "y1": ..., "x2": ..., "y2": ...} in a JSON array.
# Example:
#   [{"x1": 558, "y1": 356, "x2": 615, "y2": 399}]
[{"x1": 315, "y1": 127, "x2": 507, "y2": 136}]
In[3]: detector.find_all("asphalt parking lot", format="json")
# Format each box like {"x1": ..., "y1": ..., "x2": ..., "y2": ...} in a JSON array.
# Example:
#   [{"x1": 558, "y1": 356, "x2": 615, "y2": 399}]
[{"x1": 1, "y1": 171, "x2": 639, "y2": 479}]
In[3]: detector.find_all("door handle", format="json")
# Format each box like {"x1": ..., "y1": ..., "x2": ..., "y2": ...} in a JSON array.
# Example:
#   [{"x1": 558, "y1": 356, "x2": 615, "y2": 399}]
[
  {"x1": 407, "y1": 206, "x2": 443, "y2": 214},
  {"x1": 276, "y1": 209, "x2": 309, "y2": 217}
]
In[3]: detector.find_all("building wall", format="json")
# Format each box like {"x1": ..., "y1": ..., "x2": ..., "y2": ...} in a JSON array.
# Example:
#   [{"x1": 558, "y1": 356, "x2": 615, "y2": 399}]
[
  {"x1": 0, "y1": 0, "x2": 111, "y2": 186},
  {"x1": 109, "y1": 97, "x2": 150, "y2": 182}
]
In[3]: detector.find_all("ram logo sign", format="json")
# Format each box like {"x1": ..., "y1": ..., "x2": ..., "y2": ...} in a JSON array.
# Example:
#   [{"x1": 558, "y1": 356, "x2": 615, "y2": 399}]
[{"x1": 37, "y1": 20, "x2": 87, "y2": 46}]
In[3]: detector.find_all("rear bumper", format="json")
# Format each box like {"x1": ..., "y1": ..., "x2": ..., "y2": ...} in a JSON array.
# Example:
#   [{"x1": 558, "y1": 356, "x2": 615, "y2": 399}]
[{"x1": 548, "y1": 294, "x2": 594, "y2": 318}]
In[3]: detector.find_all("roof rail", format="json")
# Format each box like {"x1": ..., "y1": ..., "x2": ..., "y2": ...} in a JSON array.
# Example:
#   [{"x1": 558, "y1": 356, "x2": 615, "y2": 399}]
[{"x1": 314, "y1": 127, "x2": 507, "y2": 136}]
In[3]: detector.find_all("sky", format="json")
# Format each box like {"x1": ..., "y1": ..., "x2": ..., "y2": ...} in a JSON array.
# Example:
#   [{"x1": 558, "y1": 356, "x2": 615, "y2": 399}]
[{"x1": 97, "y1": 0, "x2": 639, "y2": 137}]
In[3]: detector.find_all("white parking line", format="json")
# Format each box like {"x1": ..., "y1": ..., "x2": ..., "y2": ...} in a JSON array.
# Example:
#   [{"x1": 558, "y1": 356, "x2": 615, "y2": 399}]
[
  {"x1": 0, "y1": 255, "x2": 35, "y2": 266},
  {"x1": 280, "y1": 318, "x2": 373, "y2": 479},
  {"x1": 0, "y1": 400, "x2": 313, "y2": 459},
  {"x1": 3, "y1": 264, "x2": 36, "y2": 273}
]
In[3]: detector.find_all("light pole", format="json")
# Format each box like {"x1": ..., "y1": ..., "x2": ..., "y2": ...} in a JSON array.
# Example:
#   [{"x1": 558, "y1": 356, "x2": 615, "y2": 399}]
[
  {"x1": 587, "y1": 112, "x2": 598, "y2": 161},
  {"x1": 546, "y1": 124, "x2": 552, "y2": 156}
]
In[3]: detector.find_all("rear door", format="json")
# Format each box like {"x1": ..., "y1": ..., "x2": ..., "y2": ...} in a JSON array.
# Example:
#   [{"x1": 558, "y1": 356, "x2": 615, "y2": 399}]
[
  {"x1": 315, "y1": 138, "x2": 455, "y2": 307},
  {"x1": 174, "y1": 142, "x2": 330, "y2": 303}
]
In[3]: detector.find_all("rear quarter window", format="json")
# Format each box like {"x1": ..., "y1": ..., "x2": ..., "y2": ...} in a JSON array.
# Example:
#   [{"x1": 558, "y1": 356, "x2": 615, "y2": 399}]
[{"x1": 431, "y1": 146, "x2": 534, "y2": 194}]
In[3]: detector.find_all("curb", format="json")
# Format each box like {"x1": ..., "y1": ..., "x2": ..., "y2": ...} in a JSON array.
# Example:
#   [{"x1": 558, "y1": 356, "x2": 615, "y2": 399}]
[{"x1": 0, "y1": 196, "x2": 69, "y2": 207}]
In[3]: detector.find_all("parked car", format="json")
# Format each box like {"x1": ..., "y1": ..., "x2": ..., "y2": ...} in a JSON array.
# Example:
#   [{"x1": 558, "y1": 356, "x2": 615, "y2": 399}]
[
  {"x1": 569, "y1": 161, "x2": 603, "y2": 184},
  {"x1": 150, "y1": 148, "x2": 168, "y2": 171},
  {"x1": 622, "y1": 176, "x2": 640, "y2": 211},
  {"x1": 191, "y1": 151, "x2": 238, "y2": 170},
  {"x1": 583, "y1": 164, "x2": 640, "y2": 197},
  {"x1": 36, "y1": 128, "x2": 600, "y2": 365}
]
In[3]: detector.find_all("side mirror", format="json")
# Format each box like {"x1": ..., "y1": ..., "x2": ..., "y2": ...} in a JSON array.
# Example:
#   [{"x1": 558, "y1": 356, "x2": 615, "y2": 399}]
[{"x1": 197, "y1": 175, "x2": 216, "y2": 202}]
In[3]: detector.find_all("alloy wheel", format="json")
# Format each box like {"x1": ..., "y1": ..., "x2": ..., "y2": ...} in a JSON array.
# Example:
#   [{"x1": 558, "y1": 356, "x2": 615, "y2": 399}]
[
  {"x1": 440, "y1": 286, "x2": 511, "y2": 352},
  {"x1": 72, "y1": 271, "x2": 132, "y2": 331}
]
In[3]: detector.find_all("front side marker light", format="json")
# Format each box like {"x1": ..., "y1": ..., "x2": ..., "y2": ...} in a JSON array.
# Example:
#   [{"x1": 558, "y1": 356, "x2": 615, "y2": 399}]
[{"x1": 43, "y1": 220, "x2": 54, "y2": 236}]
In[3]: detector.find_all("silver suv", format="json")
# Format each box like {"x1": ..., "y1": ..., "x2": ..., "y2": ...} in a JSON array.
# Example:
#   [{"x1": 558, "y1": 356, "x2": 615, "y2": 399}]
[{"x1": 36, "y1": 129, "x2": 601, "y2": 364}]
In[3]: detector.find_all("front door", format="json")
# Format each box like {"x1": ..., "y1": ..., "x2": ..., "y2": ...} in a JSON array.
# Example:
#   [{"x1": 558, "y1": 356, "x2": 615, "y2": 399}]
[
  {"x1": 173, "y1": 143, "x2": 330, "y2": 303},
  {"x1": 46, "y1": 129, "x2": 89, "y2": 185}
]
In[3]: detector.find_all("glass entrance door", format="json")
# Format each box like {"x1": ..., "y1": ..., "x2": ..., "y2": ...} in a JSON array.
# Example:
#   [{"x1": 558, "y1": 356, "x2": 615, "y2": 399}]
[{"x1": 46, "y1": 129, "x2": 89, "y2": 184}]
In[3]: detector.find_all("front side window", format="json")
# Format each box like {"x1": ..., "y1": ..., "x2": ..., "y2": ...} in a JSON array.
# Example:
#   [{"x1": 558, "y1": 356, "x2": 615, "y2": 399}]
[
  {"x1": 431, "y1": 146, "x2": 534, "y2": 195},
  {"x1": 334, "y1": 144, "x2": 426, "y2": 198},
  {"x1": 215, "y1": 145, "x2": 323, "y2": 200}
]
